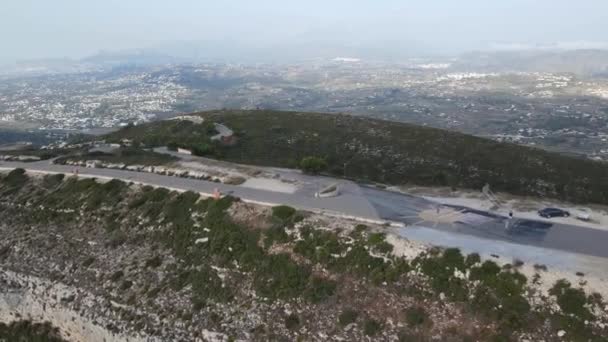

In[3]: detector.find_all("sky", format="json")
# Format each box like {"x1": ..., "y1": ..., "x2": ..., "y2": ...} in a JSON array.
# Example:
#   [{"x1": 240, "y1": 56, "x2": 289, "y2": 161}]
[{"x1": 1, "y1": 0, "x2": 608, "y2": 63}]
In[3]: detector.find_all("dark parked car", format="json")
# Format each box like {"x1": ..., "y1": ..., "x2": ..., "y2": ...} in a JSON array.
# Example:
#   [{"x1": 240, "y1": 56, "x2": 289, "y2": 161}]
[{"x1": 538, "y1": 208, "x2": 570, "y2": 218}]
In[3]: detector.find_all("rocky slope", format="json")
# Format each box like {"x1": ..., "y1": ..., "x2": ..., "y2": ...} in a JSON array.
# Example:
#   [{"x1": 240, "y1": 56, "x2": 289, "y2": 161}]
[{"x1": 0, "y1": 169, "x2": 607, "y2": 341}]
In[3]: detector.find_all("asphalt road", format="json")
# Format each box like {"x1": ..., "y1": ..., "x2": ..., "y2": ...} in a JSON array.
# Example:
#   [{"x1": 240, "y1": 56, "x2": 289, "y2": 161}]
[
  {"x1": 0, "y1": 160, "x2": 381, "y2": 223},
  {"x1": 363, "y1": 187, "x2": 608, "y2": 259},
  {"x1": 2, "y1": 160, "x2": 608, "y2": 259}
]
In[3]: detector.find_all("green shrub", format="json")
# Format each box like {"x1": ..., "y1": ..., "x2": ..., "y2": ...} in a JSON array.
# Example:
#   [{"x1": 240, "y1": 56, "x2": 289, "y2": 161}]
[
  {"x1": 120, "y1": 280, "x2": 133, "y2": 291},
  {"x1": 1, "y1": 168, "x2": 28, "y2": 193},
  {"x1": 190, "y1": 266, "x2": 233, "y2": 305},
  {"x1": 363, "y1": 318, "x2": 382, "y2": 336},
  {"x1": 253, "y1": 254, "x2": 310, "y2": 300},
  {"x1": 549, "y1": 279, "x2": 594, "y2": 320},
  {"x1": 418, "y1": 249, "x2": 468, "y2": 301},
  {"x1": 191, "y1": 143, "x2": 214, "y2": 156},
  {"x1": 128, "y1": 187, "x2": 169, "y2": 209},
  {"x1": 367, "y1": 232, "x2": 394, "y2": 254},
  {"x1": 42, "y1": 174, "x2": 65, "y2": 188},
  {"x1": 263, "y1": 225, "x2": 290, "y2": 247},
  {"x1": 405, "y1": 306, "x2": 431, "y2": 327},
  {"x1": 355, "y1": 224, "x2": 368, "y2": 232},
  {"x1": 271, "y1": 205, "x2": 296, "y2": 221},
  {"x1": 145, "y1": 255, "x2": 163, "y2": 268},
  {"x1": 294, "y1": 228, "x2": 343, "y2": 265},
  {"x1": 367, "y1": 232, "x2": 385, "y2": 245},
  {"x1": 465, "y1": 253, "x2": 481, "y2": 267},
  {"x1": 107, "y1": 230, "x2": 127, "y2": 248},
  {"x1": 304, "y1": 276, "x2": 336, "y2": 303},
  {"x1": 0, "y1": 321, "x2": 65, "y2": 342},
  {"x1": 110, "y1": 270, "x2": 124, "y2": 282},
  {"x1": 332, "y1": 242, "x2": 398, "y2": 284},
  {"x1": 146, "y1": 286, "x2": 162, "y2": 299},
  {"x1": 169, "y1": 271, "x2": 192, "y2": 291},
  {"x1": 338, "y1": 309, "x2": 359, "y2": 327},
  {"x1": 285, "y1": 314, "x2": 300, "y2": 330},
  {"x1": 469, "y1": 260, "x2": 501, "y2": 282},
  {"x1": 469, "y1": 266, "x2": 530, "y2": 332},
  {"x1": 82, "y1": 256, "x2": 95, "y2": 267},
  {"x1": 299, "y1": 156, "x2": 327, "y2": 174}
]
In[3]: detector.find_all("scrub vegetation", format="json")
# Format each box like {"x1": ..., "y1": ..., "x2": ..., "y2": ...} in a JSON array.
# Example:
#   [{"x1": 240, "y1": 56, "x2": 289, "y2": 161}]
[
  {"x1": 0, "y1": 170, "x2": 606, "y2": 341},
  {"x1": 103, "y1": 109, "x2": 608, "y2": 205}
]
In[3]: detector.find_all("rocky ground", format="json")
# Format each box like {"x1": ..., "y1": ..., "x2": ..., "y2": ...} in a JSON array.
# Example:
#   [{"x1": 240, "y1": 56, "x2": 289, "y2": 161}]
[{"x1": 0, "y1": 170, "x2": 607, "y2": 341}]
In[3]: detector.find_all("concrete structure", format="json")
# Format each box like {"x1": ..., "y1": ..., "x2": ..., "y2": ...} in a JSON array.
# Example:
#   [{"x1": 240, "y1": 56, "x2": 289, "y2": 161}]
[{"x1": 177, "y1": 148, "x2": 192, "y2": 155}]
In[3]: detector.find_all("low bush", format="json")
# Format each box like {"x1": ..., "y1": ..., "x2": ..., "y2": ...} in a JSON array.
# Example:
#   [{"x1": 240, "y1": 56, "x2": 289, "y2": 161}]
[
  {"x1": 253, "y1": 253, "x2": 310, "y2": 300},
  {"x1": 338, "y1": 309, "x2": 358, "y2": 327},
  {"x1": 469, "y1": 260, "x2": 501, "y2": 282},
  {"x1": 82, "y1": 256, "x2": 95, "y2": 267},
  {"x1": 294, "y1": 228, "x2": 343, "y2": 265},
  {"x1": 42, "y1": 173, "x2": 65, "y2": 188},
  {"x1": 418, "y1": 248, "x2": 468, "y2": 301},
  {"x1": 367, "y1": 232, "x2": 394, "y2": 254},
  {"x1": 299, "y1": 156, "x2": 327, "y2": 174},
  {"x1": 0, "y1": 320, "x2": 65, "y2": 342},
  {"x1": 263, "y1": 225, "x2": 290, "y2": 247},
  {"x1": 285, "y1": 314, "x2": 300, "y2": 330},
  {"x1": 191, "y1": 143, "x2": 215, "y2": 156},
  {"x1": 271, "y1": 205, "x2": 296, "y2": 221},
  {"x1": 190, "y1": 266, "x2": 233, "y2": 305},
  {"x1": 110, "y1": 270, "x2": 124, "y2": 282},
  {"x1": 304, "y1": 276, "x2": 336, "y2": 303},
  {"x1": 465, "y1": 252, "x2": 481, "y2": 267},
  {"x1": 120, "y1": 280, "x2": 133, "y2": 291},
  {"x1": 549, "y1": 279, "x2": 594, "y2": 321},
  {"x1": 1, "y1": 168, "x2": 28, "y2": 194},
  {"x1": 363, "y1": 318, "x2": 382, "y2": 336},
  {"x1": 145, "y1": 255, "x2": 163, "y2": 268},
  {"x1": 107, "y1": 230, "x2": 127, "y2": 248},
  {"x1": 405, "y1": 306, "x2": 431, "y2": 327}
]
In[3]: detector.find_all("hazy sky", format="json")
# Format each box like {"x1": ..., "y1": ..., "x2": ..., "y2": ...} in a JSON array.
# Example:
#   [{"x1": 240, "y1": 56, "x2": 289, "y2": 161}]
[{"x1": 2, "y1": 0, "x2": 608, "y2": 63}]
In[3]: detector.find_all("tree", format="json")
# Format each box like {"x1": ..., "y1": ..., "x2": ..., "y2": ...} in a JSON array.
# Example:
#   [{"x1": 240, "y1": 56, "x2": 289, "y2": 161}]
[
  {"x1": 299, "y1": 156, "x2": 327, "y2": 174},
  {"x1": 191, "y1": 143, "x2": 214, "y2": 156}
]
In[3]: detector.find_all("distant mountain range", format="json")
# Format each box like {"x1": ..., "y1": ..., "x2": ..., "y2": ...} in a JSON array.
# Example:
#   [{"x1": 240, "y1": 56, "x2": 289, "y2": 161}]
[
  {"x1": 2, "y1": 43, "x2": 608, "y2": 77},
  {"x1": 454, "y1": 49, "x2": 608, "y2": 76}
]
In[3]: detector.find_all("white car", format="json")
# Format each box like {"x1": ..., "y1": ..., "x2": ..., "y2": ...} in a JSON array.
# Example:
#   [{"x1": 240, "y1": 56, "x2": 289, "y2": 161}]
[{"x1": 575, "y1": 209, "x2": 592, "y2": 221}]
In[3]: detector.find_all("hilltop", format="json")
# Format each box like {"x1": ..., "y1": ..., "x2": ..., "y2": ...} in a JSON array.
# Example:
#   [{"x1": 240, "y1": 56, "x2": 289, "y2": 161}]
[{"x1": 104, "y1": 110, "x2": 608, "y2": 205}]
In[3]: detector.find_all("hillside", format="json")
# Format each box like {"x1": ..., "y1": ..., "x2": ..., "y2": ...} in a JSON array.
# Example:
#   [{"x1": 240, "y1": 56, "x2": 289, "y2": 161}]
[
  {"x1": 105, "y1": 110, "x2": 608, "y2": 205},
  {"x1": 1, "y1": 169, "x2": 607, "y2": 341}
]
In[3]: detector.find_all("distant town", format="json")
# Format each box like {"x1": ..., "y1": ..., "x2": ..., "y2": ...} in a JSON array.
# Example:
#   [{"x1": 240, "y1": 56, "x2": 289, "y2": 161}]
[{"x1": 1, "y1": 55, "x2": 608, "y2": 160}]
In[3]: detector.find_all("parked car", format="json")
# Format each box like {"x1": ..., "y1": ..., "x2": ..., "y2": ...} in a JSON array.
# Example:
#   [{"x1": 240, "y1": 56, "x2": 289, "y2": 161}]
[
  {"x1": 538, "y1": 208, "x2": 570, "y2": 218},
  {"x1": 575, "y1": 208, "x2": 592, "y2": 221}
]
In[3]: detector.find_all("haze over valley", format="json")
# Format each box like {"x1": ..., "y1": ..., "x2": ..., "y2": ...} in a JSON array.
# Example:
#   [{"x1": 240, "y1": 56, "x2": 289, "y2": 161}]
[{"x1": 2, "y1": 1, "x2": 608, "y2": 341}]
